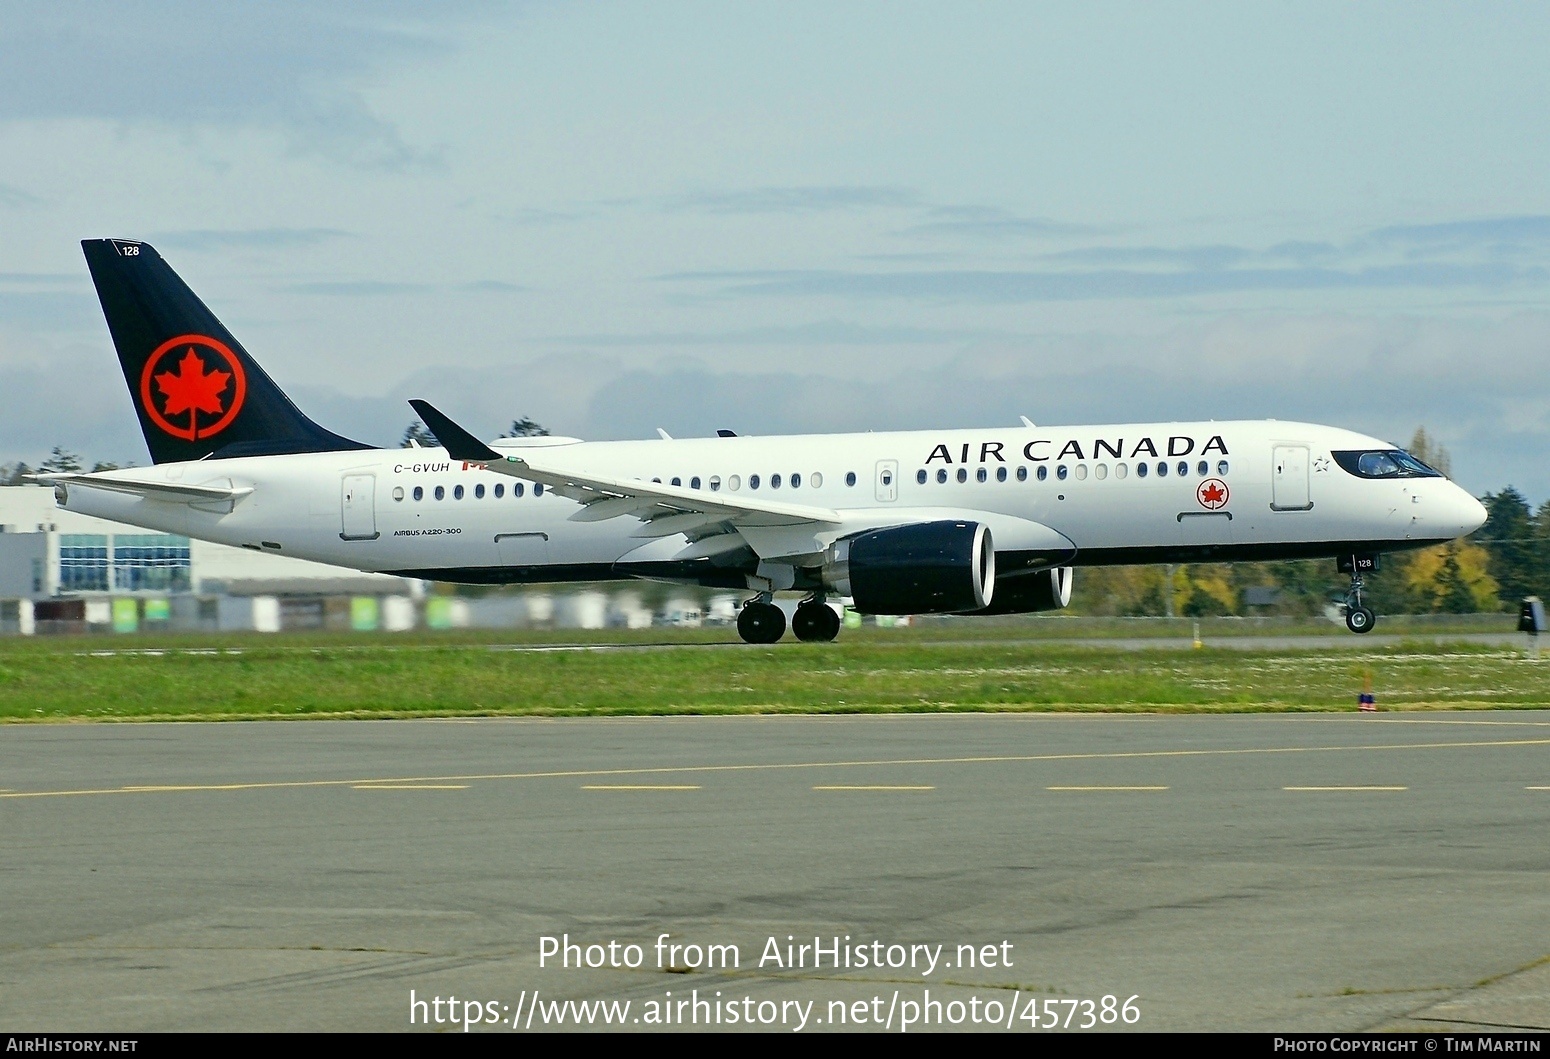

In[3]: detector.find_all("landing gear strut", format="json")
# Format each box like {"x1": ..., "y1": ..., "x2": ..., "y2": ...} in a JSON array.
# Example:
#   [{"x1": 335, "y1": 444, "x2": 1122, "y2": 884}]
[
  {"x1": 791, "y1": 598, "x2": 841, "y2": 643},
  {"x1": 737, "y1": 594, "x2": 786, "y2": 644},
  {"x1": 1344, "y1": 574, "x2": 1376, "y2": 635}
]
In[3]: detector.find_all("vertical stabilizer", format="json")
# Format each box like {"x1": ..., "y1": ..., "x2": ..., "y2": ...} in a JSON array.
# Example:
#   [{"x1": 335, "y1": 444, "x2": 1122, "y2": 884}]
[{"x1": 81, "y1": 238, "x2": 369, "y2": 464}]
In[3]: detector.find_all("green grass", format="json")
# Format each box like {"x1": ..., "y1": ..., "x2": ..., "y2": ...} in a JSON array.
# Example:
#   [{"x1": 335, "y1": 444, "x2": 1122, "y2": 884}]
[{"x1": 0, "y1": 627, "x2": 1544, "y2": 721}]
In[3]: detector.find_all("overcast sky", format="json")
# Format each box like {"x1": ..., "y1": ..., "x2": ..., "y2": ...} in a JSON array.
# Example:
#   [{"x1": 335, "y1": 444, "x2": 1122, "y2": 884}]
[{"x1": 3, "y1": 2, "x2": 1549, "y2": 499}]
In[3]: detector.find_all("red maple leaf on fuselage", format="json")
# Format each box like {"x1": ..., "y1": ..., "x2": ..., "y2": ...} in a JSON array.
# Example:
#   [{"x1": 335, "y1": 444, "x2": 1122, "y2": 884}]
[
  {"x1": 1201, "y1": 482, "x2": 1225, "y2": 505},
  {"x1": 155, "y1": 348, "x2": 230, "y2": 418}
]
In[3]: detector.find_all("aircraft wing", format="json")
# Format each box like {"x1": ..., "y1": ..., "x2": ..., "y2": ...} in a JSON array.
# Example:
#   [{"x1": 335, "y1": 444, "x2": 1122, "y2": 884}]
[
  {"x1": 409, "y1": 401, "x2": 842, "y2": 547},
  {"x1": 28, "y1": 472, "x2": 254, "y2": 504}
]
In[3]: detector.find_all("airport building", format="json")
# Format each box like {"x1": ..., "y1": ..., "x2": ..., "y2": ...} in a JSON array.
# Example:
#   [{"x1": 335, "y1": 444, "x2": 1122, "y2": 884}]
[{"x1": 0, "y1": 485, "x2": 737, "y2": 635}]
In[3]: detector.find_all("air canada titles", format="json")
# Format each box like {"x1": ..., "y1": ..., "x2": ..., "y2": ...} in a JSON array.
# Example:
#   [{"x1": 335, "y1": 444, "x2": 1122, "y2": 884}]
[{"x1": 925, "y1": 434, "x2": 1230, "y2": 465}]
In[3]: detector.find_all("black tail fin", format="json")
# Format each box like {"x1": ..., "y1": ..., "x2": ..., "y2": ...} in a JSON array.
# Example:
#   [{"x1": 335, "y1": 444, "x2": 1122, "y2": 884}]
[{"x1": 81, "y1": 238, "x2": 370, "y2": 464}]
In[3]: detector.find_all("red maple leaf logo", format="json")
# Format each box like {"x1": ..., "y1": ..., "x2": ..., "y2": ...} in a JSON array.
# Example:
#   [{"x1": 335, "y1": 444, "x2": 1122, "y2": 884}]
[
  {"x1": 1201, "y1": 482, "x2": 1225, "y2": 505},
  {"x1": 155, "y1": 348, "x2": 231, "y2": 418}
]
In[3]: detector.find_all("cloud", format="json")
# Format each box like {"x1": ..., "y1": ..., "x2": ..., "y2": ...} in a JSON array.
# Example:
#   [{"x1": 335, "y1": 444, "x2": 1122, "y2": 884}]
[
  {"x1": 659, "y1": 185, "x2": 919, "y2": 215},
  {"x1": 0, "y1": 183, "x2": 45, "y2": 209},
  {"x1": 152, "y1": 228, "x2": 353, "y2": 252},
  {"x1": 899, "y1": 206, "x2": 1103, "y2": 241},
  {"x1": 1369, "y1": 215, "x2": 1550, "y2": 253},
  {"x1": 545, "y1": 319, "x2": 1014, "y2": 347},
  {"x1": 0, "y1": 3, "x2": 479, "y2": 168},
  {"x1": 658, "y1": 261, "x2": 1545, "y2": 302},
  {"x1": 285, "y1": 281, "x2": 432, "y2": 297},
  {"x1": 458, "y1": 280, "x2": 530, "y2": 293}
]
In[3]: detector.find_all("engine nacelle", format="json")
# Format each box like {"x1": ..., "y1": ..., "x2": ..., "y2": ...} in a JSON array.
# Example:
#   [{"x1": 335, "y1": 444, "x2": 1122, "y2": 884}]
[
  {"x1": 972, "y1": 566, "x2": 1073, "y2": 614},
  {"x1": 824, "y1": 520, "x2": 995, "y2": 615}
]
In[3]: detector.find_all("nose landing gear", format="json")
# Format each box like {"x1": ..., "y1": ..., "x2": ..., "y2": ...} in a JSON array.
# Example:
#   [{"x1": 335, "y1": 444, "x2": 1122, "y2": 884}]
[
  {"x1": 736, "y1": 594, "x2": 786, "y2": 644},
  {"x1": 1337, "y1": 554, "x2": 1381, "y2": 634},
  {"x1": 1344, "y1": 574, "x2": 1376, "y2": 634}
]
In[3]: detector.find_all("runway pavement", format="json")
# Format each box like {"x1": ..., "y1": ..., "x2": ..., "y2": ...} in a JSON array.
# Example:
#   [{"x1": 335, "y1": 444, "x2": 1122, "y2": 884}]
[{"x1": 1, "y1": 712, "x2": 1547, "y2": 1032}]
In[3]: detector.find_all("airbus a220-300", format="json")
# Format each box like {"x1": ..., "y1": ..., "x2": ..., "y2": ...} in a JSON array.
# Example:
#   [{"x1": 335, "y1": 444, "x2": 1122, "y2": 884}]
[{"x1": 38, "y1": 239, "x2": 1487, "y2": 643}]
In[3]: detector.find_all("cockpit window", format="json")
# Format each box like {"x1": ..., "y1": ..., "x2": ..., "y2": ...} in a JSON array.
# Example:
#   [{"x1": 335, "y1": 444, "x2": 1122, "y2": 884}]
[{"x1": 1333, "y1": 449, "x2": 1444, "y2": 480}]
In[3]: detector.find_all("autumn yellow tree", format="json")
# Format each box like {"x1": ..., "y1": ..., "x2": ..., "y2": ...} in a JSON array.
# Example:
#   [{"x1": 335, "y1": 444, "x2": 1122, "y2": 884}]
[{"x1": 1403, "y1": 541, "x2": 1499, "y2": 612}]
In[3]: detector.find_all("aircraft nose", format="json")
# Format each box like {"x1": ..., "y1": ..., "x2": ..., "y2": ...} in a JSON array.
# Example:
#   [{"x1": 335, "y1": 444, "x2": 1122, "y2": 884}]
[{"x1": 1451, "y1": 486, "x2": 1487, "y2": 537}]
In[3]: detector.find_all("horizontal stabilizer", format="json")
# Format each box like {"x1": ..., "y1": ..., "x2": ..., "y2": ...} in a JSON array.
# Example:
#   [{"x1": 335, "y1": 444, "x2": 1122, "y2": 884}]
[
  {"x1": 29, "y1": 472, "x2": 253, "y2": 504},
  {"x1": 408, "y1": 400, "x2": 502, "y2": 463}
]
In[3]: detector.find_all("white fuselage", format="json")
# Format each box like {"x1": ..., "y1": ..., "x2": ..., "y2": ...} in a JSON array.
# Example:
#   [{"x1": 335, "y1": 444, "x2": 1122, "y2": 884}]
[{"x1": 55, "y1": 420, "x2": 1487, "y2": 588}]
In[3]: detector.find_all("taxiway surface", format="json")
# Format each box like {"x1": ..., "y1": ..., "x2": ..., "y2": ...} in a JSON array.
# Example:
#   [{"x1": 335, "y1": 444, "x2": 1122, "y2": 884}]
[{"x1": 1, "y1": 713, "x2": 1547, "y2": 1032}]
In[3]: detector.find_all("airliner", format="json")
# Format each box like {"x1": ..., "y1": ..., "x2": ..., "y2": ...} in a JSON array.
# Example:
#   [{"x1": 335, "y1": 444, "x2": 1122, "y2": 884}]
[{"x1": 36, "y1": 239, "x2": 1488, "y2": 643}]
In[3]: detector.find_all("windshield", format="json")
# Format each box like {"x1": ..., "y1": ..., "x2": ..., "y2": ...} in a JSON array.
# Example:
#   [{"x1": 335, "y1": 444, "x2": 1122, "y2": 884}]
[{"x1": 1332, "y1": 449, "x2": 1444, "y2": 480}]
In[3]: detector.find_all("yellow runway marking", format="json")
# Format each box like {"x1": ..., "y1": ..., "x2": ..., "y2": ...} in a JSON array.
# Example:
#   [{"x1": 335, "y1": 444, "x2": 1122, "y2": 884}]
[
  {"x1": 1047, "y1": 785, "x2": 1168, "y2": 791},
  {"x1": 582, "y1": 784, "x2": 700, "y2": 791},
  {"x1": 1528, "y1": 786, "x2": 1550, "y2": 791},
  {"x1": 352, "y1": 784, "x2": 469, "y2": 790},
  {"x1": 1284, "y1": 786, "x2": 1408, "y2": 792},
  {"x1": 2, "y1": 736, "x2": 1547, "y2": 800},
  {"x1": 812, "y1": 785, "x2": 934, "y2": 791}
]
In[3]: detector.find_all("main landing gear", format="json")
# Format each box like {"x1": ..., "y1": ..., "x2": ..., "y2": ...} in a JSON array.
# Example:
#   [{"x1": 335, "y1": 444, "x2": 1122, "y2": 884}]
[
  {"x1": 736, "y1": 595, "x2": 842, "y2": 644},
  {"x1": 736, "y1": 595, "x2": 786, "y2": 644},
  {"x1": 1344, "y1": 574, "x2": 1376, "y2": 635},
  {"x1": 791, "y1": 598, "x2": 842, "y2": 643}
]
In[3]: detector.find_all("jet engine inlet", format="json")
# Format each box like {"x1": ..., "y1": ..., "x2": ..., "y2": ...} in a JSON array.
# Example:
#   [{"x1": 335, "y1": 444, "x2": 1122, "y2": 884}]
[{"x1": 824, "y1": 520, "x2": 994, "y2": 614}]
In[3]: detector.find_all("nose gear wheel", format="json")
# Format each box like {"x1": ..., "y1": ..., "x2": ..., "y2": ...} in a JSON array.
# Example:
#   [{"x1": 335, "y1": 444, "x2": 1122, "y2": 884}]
[{"x1": 1344, "y1": 573, "x2": 1377, "y2": 634}]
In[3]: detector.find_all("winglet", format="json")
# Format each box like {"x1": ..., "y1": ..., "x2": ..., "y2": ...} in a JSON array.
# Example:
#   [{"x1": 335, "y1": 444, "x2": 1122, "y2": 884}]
[{"x1": 408, "y1": 400, "x2": 502, "y2": 462}]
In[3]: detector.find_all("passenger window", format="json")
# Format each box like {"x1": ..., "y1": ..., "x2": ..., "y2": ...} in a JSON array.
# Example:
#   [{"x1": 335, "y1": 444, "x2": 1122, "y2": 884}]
[
  {"x1": 1017, "y1": 467, "x2": 1028, "y2": 482},
  {"x1": 997, "y1": 466, "x2": 1007, "y2": 482},
  {"x1": 455, "y1": 484, "x2": 466, "y2": 500},
  {"x1": 392, "y1": 486, "x2": 405, "y2": 502},
  {"x1": 494, "y1": 484, "x2": 504, "y2": 498},
  {"x1": 652, "y1": 477, "x2": 661, "y2": 484},
  {"x1": 534, "y1": 483, "x2": 545, "y2": 497},
  {"x1": 671, "y1": 477, "x2": 681, "y2": 487},
  {"x1": 514, "y1": 482, "x2": 525, "y2": 497},
  {"x1": 917, "y1": 469, "x2": 928, "y2": 485},
  {"x1": 1177, "y1": 461, "x2": 1188, "y2": 477},
  {"x1": 434, "y1": 485, "x2": 445, "y2": 500},
  {"x1": 790, "y1": 473, "x2": 801, "y2": 488},
  {"x1": 957, "y1": 468, "x2": 968, "y2": 483},
  {"x1": 1074, "y1": 464, "x2": 1088, "y2": 481},
  {"x1": 1095, "y1": 463, "x2": 1108, "y2": 480},
  {"x1": 1217, "y1": 460, "x2": 1229, "y2": 475},
  {"x1": 475, "y1": 483, "x2": 485, "y2": 499},
  {"x1": 1115, "y1": 462, "x2": 1128, "y2": 479},
  {"x1": 1137, "y1": 462, "x2": 1148, "y2": 478},
  {"x1": 729, "y1": 475, "x2": 741, "y2": 491},
  {"x1": 937, "y1": 468, "x2": 948, "y2": 484},
  {"x1": 1197, "y1": 461, "x2": 1208, "y2": 476},
  {"x1": 413, "y1": 486, "x2": 423, "y2": 501},
  {"x1": 976, "y1": 467, "x2": 987, "y2": 483},
  {"x1": 1037, "y1": 466, "x2": 1048, "y2": 481},
  {"x1": 771, "y1": 474, "x2": 781, "y2": 489},
  {"x1": 811, "y1": 472, "x2": 823, "y2": 488},
  {"x1": 691, "y1": 476, "x2": 701, "y2": 489},
  {"x1": 1156, "y1": 462, "x2": 1168, "y2": 477},
  {"x1": 1057, "y1": 465, "x2": 1068, "y2": 481},
  {"x1": 749, "y1": 474, "x2": 760, "y2": 490},
  {"x1": 845, "y1": 472, "x2": 857, "y2": 487},
  {"x1": 709, "y1": 475, "x2": 721, "y2": 492}
]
